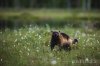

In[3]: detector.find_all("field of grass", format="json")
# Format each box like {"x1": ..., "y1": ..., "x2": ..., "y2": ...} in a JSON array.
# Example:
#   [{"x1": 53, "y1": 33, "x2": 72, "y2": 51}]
[
  {"x1": 0, "y1": 9, "x2": 100, "y2": 66},
  {"x1": 0, "y1": 25, "x2": 100, "y2": 66}
]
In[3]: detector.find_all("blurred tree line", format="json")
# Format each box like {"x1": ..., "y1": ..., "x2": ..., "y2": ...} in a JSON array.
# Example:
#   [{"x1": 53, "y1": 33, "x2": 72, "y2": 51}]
[{"x1": 0, "y1": 0, "x2": 100, "y2": 9}]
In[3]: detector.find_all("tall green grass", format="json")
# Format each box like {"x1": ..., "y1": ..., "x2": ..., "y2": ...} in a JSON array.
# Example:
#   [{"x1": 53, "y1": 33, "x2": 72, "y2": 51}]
[
  {"x1": 0, "y1": 9, "x2": 100, "y2": 20},
  {"x1": 0, "y1": 25, "x2": 100, "y2": 66}
]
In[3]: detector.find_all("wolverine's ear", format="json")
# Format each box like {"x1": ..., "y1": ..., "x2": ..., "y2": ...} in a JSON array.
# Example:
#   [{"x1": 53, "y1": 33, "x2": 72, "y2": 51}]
[
  {"x1": 58, "y1": 31, "x2": 61, "y2": 35},
  {"x1": 59, "y1": 31, "x2": 60, "y2": 33},
  {"x1": 74, "y1": 39, "x2": 78, "y2": 44}
]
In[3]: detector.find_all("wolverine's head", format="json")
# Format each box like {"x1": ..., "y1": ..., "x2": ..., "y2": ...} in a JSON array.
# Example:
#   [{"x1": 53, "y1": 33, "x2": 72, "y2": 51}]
[
  {"x1": 51, "y1": 31, "x2": 61, "y2": 38},
  {"x1": 73, "y1": 39, "x2": 78, "y2": 44}
]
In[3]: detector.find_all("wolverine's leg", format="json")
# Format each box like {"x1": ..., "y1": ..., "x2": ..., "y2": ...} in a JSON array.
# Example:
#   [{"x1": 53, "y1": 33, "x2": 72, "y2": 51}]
[{"x1": 50, "y1": 44, "x2": 55, "y2": 51}]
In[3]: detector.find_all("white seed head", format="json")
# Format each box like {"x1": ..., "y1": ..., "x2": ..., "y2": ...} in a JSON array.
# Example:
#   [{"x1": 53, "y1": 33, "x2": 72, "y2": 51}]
[{"x1": 51, "y1": 60, "x2": 57, "y2": 65}]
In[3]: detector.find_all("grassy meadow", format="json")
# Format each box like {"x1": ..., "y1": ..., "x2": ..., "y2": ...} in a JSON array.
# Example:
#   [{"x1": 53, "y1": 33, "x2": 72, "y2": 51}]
[
  {"x1": 0, "y1": 9, "x2": 100, "y2": 66},
  {"x1": 0, "y1": 9, "x2": 100, "y2": 20},
  {"x1": 0, "y1": 25, "x2": 100, "y2": 66}
]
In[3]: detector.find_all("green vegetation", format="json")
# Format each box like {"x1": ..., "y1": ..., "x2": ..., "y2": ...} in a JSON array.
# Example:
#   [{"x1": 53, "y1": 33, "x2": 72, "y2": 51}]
[
  {"x1": 0, "y1": 9, "x2": 100, "y2": 66},
  {"x1": 0, "y1": 0, "x2": 100, "y2": 66},
  {"x1": 0, "y1": 9, "x2": 100, "y2": 20},
  {"x1": 0, "y1": 25, "x2": 100, "y2": 66}
]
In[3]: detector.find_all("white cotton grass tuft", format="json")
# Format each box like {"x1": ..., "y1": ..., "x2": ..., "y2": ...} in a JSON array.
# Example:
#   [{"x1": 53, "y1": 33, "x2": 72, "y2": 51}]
[
  {"x1": 85, "y1": 58, "x2": 89, "y2": 62},
  {"x1": 97, "y1": 40, "x2": 99, "y2": 43},
  {"x1": 27, "y1": 48, "x2": 30, "y2": 51},
  {"x1": 36, "y1": 47, "x2": 40, "y2": 52},
  {"x1": 39, "y1": 35, "x2": 41, "y2": 39},
  {"x1": 1, "y1": 58, "x2": 2, "y2": 61},
  {"x1": 51, "y1": 60, "x2": 57, "y2": 65},
  {"x1": 14, "y1": 39, "x2": 17, "y2": 42},
  {"x1": 82, "y1": 33, "x2": 86, "y2": 37},
  {"x1": 72, "y1": 60, "x2": 75, "y2": 64},
  {"x1": 14, "y1": 45, "x2": 16, "y2": 47},
  {"x1": 36, "y1": 49, "x2": 39, "y2": 52},
  {"x1": 27, "y1": 53, "x2": 30, "y2": 56}
]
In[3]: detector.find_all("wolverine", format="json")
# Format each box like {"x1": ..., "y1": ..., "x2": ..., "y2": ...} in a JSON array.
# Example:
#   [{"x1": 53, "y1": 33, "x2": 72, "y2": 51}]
[{"x1": 50, "y1": 31, "x2": 78, "y2": 51}]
